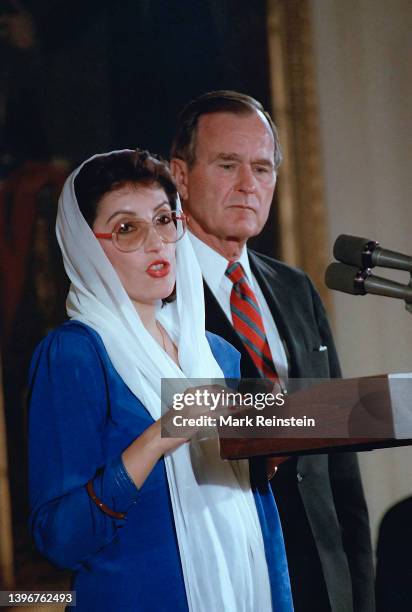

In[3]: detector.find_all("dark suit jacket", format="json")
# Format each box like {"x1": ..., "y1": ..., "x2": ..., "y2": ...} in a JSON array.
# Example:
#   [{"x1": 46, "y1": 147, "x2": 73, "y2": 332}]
[
  {"x1": 375, "y1": 496, "x2": 412, "y2": 612},
  {"x1": 203, "y1": 249, "x2": 375, "y2": 612}
]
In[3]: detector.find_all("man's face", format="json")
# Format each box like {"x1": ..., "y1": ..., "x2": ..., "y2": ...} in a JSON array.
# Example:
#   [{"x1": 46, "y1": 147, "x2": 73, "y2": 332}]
[{"x1": 175, "y1": 111, "x2": 276, "y2": 246}]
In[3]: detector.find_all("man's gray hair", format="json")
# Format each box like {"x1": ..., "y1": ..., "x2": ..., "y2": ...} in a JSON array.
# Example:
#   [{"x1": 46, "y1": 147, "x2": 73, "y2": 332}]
[{"x1": 171, "y1": 90, "x2": 282, "y2": 169}]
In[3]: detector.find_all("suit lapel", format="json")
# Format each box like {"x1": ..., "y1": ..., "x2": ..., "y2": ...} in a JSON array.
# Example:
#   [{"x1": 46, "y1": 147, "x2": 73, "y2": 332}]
[
  {"x1": 248, "y1": 251, "x2": 310, "y2": 472},
  {"x1": 248, "y1": 250, "x2": 300, "y2": 377}
]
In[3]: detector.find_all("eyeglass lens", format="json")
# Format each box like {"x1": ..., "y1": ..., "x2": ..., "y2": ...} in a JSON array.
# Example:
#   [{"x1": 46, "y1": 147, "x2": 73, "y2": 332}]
[{"x1": 114, "y1": 211, "x2": 185, "y2": 251}]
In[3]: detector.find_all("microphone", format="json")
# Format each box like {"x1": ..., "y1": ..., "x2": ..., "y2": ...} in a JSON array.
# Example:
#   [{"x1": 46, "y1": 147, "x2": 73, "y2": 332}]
[
  {"x1": 333, "y1": 234, "x2": 412, "y2": 272},
  {"x1": 325, "y1": 262, "x2": 412, "y2": 302}
]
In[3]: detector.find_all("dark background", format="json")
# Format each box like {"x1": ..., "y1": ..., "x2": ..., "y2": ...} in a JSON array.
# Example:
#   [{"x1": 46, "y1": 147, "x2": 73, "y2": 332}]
[{"x1": 3, "y1": 0, "x2": 274, "y2": 162}]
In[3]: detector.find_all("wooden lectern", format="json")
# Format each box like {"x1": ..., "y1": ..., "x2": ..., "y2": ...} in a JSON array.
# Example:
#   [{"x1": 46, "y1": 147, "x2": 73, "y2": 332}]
[{"x1": 218, "y1": 374, "x2": 412, "y2": 460}]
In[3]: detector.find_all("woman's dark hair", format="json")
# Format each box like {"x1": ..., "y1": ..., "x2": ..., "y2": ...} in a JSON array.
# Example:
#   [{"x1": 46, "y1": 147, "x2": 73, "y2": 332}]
[
  {"x1": 74, "y1": 148, "x2": 178, "y2": 304},
  {"x1": 74, "y1": 148, "x2": 178, "y2": 228}
]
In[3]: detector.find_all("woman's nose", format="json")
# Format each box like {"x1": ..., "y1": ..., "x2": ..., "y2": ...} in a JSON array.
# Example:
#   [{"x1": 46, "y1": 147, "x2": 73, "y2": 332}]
[{"x1": 143, "y1": 225, "x2": 164, "y2": 252}]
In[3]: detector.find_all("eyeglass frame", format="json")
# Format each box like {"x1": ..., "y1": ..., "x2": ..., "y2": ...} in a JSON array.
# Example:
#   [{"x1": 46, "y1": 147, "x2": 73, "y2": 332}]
[{"x1": 93, "y1": 210, "x2": 187, "y2": 252}]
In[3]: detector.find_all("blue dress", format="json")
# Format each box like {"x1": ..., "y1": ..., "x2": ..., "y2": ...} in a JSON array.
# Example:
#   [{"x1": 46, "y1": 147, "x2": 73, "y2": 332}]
[{"x1": 28, "y1": 321, "x2": 293, "y2": 612}]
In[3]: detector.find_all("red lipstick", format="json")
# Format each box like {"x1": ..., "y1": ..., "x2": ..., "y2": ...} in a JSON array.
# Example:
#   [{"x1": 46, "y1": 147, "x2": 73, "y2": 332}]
[{"x1": 146, "y1": 260, "x2": 171, "y2": 278}]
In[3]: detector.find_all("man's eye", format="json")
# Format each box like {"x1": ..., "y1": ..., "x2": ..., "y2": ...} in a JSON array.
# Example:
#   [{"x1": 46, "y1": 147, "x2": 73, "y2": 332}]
[
  {"x1": 254, "y1": 166, "x2": 270, "y2": 174},
  {"x1": 219, "y1": 163, "x2": 235, "y2": 171}
]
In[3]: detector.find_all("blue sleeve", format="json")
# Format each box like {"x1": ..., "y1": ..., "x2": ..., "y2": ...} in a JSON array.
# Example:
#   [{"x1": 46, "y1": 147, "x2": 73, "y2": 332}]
[
  {"x1": 205, "y1": 331, "x2": 241, "y2": 379},
  {"x1": 28, "y1": 327, "x2": 139, "y2": 570}
]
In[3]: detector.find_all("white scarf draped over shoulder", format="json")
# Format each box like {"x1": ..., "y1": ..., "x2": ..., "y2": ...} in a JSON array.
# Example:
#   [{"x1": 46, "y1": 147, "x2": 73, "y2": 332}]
[{"x1": 56, "y1": 150, "x2": 272, "y2": 612}]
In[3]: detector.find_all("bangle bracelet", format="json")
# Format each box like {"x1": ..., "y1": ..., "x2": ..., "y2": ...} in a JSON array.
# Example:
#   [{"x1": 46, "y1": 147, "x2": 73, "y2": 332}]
[{"x1": 86, "y1": 480, "x2": 126, "y2": 520}]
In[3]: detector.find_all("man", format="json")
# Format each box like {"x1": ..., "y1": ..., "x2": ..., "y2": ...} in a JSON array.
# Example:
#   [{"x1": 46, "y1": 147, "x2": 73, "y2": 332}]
[{"x1": 170, "y1": 90, "x2": 375, "y2": 612}]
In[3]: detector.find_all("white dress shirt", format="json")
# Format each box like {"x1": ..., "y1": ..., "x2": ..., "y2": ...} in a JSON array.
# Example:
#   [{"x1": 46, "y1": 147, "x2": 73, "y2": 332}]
[{"x1": 189, "y1": 232, "x2": 289, "y2": 384}]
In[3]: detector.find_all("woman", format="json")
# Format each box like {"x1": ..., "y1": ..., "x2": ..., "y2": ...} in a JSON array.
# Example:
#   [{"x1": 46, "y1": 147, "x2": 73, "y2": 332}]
[{"x1": 28, "y1": 149, "x2": 293, "y2": 611}]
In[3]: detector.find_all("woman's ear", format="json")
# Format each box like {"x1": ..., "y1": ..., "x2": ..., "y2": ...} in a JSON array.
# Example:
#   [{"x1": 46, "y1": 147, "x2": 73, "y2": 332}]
[{"x1": 170, "y1": 158, "x2": 189, "y2": 201}]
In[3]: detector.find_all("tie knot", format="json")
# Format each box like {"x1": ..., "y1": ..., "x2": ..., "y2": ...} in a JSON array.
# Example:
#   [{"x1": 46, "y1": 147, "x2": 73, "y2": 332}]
[{"x1": 225, "y1": 261, "x2": 246, "y2": 285}]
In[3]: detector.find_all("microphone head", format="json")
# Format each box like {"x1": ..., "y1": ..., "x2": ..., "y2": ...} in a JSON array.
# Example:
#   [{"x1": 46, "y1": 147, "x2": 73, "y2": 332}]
[
  {"x1": 333, "y1": 234, "x2": 378, "y2": 267},
  {"x1": 325, "y1": 262, "x2": 368, "y2": 295}
]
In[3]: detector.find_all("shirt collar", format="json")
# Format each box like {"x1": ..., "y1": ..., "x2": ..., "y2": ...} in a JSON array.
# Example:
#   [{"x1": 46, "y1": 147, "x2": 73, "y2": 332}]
[{"x1": 188, "y1": 231, "x2": 254, "y2": 291}]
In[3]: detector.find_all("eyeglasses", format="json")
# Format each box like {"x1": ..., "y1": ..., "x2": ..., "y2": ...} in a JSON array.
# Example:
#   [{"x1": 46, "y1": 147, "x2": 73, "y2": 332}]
[{"x1": 94, "y1": 211, "x2": 187, "y2": 252}]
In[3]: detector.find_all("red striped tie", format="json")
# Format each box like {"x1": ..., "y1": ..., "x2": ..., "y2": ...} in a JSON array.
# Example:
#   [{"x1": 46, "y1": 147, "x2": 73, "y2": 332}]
[{"x1": 225, "y1": 261, "x2": 278, "y2": 381}]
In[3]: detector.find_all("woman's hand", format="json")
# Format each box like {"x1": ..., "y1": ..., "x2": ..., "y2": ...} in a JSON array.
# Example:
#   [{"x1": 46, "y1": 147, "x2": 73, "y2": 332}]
[{"x1": 122, "y1": 384, "x2": 233, "y2": 488}]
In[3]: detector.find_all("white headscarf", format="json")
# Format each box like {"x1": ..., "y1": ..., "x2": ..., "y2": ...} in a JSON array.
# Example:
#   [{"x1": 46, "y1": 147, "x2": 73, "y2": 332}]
[{"x1": 56, "y1": 150, "x2": 272, "y2": 612}]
